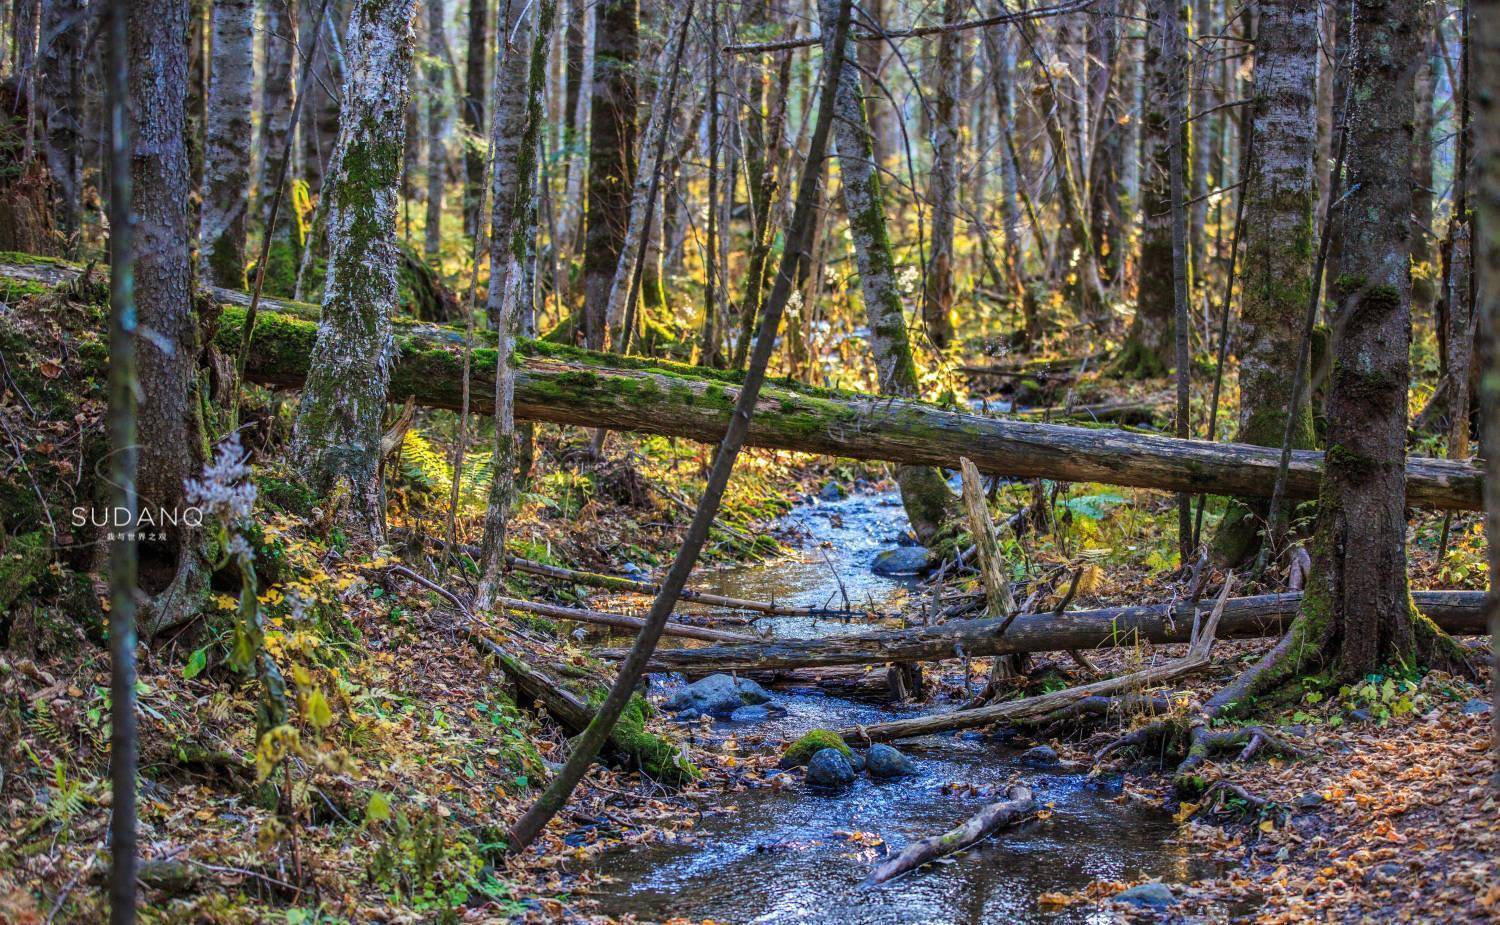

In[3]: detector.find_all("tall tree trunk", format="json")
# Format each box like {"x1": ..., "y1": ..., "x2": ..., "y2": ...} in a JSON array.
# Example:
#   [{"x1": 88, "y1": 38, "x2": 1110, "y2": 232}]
[
  {"x1": 1087, "y1": 0, "x2": 1126, "y2": 286},
  {"x1": 1210, "y1": 0, "x2": 1318, "y2": 565},
  {"x1": 423, "y1": 0, "x2": 446, "y2": 257},
  {"x1": 983, "y1": 25, "x2": 1027, "y2": 299},
  {"x1": 1321, "y1": 0, "x2": 1352, "y2": 308},
  {"x1": 291, "y1": 0, "x2": 417, "y2": 541},
  {"x1": 298, "y1": 0, "x2": 342, "y2": 197},
  {"x1": 580, "y1": 0, "x2": 637, "y2": 350},
  {"x1": 130, "y1": 0, "x2": 204, "y2": 592},
  {"x1": 1116, "y1": 0, "x2": 1177, "y2": 376},
  {"x1": 201, "y1": 0, "x2": 254, "y2": 288},
  {"x1": 556, "y1": 0, "x2": 590, "y2": 268},
  {"x1": 475, "y1": 0, "x2": 555, "y2": 610},
  {"x1": 1292, "y1": 0, "x2": 1466, "y2": 682},
  {"x1": 462, "y1": 0, "x2": 487, "y2": 238},
  {"x1": 483, "y1": 0, "x2": 535, "y2": 325},
  {"x1": 1189, "y1": 0, "x2": 1213, "y2": 282},
  {"x1": 37, "y1": 0, "x2": 84, "y2": 243},
  {"x1": 920, "y1": 0, "x2": 960, "y2": 350},
  {"x1": 818, "y1": 0, "x2": 955, "y2": 544},
  {"x1": 1470, "y1": 0, "x2": 1500, "y2": 764},
  {"x1": 858, "y1": 0, "x2": 895, "y2": 173},
  {"x1": 1410, "y1": 6, "x2": 1438, "y2": 311},
  {"x1": 258, "y1": 0, "x2": 296, "y2": 213}
]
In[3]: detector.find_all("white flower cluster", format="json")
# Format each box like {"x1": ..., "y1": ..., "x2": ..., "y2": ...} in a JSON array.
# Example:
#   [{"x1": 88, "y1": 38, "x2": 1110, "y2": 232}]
[{"x1": 185, "y1": 432, "x2": 258, "y2": 524}]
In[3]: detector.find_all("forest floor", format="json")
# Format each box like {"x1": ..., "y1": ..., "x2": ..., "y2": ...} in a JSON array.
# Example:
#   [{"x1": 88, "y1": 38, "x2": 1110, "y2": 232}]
[{"x1": 1, "y1": 296, "x2": 1494, "y2": 923}]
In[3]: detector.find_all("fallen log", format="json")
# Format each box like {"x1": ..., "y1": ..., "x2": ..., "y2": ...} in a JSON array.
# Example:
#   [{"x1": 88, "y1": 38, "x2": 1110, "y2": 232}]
[
  {"x1": 601, "y1": 590, "x2": 1486, "y2": 673},
  {"x1": 490, "y1": 595, "x2": 759, "y2": 644},
  {"x1": 396, "y1": 530, "x2": 851, "y2": 617},
  {"x1": 863, "y1": 785, "x2": 1035, "y2": 886},
  {"x1": 3, "y1": 262, "x2": 1482, "y2": 509},
  {"x1": 841, "y1": 578, "x2": 1238, "y2": 743}
]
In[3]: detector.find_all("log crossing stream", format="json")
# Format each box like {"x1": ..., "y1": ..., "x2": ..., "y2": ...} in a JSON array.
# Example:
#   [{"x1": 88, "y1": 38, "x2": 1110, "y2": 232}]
[{"x1": 587, "y1": 487, "x2": 1223, "y2": 923}]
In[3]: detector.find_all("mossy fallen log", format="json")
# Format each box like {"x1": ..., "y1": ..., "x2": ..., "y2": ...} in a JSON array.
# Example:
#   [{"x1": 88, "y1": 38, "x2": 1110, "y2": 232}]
[
  {"x1": 601, "y1": 590, "x2": 1487, "y2": 674},
  {"x1": 213, "y1": 305, "x2": 1481, "y2": 511},
  {"x1": 0, "y1": 258, "x2": 1482, "y2": 511}
]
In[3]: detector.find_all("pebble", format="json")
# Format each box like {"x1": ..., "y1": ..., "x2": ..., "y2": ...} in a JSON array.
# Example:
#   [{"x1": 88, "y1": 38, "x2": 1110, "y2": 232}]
[{"x1": 1115, "y1": 882, "x2": 1175, "y2": 908}]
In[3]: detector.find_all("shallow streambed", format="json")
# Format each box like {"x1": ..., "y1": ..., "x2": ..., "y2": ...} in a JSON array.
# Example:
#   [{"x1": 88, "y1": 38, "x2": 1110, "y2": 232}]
[{"x1": 589, "y1": 488, "x2": 1215, "y2": 924}]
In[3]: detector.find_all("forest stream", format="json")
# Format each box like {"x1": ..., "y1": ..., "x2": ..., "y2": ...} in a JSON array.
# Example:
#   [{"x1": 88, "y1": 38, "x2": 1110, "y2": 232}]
[{"x1": 589, "y1": 488, "x2": 1219, "y2": 924}]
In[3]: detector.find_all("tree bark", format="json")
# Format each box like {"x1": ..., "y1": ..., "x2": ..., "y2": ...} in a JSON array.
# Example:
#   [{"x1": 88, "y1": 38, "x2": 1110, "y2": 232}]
[
  {"x1": 1470, "y1": 0, "x2": 1500, "y2": 770},
  {"x1": 422, "y1": 0, "x2": 446, "y2": 258},
  {"x1": 37, "y1": 0, "x2": 85, "y2": 243},
  {"x1": 864, "y1": 786, "x2": 1034, "y2": 886},
  {"x1": 462, "y1": 0, "x2": 488, "y2": 238},
  {"x1": 1117, "y1": 0, "x2": 1178, "y2": 377},
  {"x1": 130, "y1": 0, "x2": 204, "y2": 586},
  {"x1": 201, "y1": 0, "x2": 254, "y2": 288},
  {"x1": 609, "y1": 590, "x2": 1485, "y2": 674},
  {"x1": 290, "y1": 0, "x2": 418, "y2": 542},
  {"x1": 482, "y1": 0, "x2": 535, "y2": 327},
  {"x1": 819, "y1": 0, "x2": 956, "y2": 544},
  {"x1": 920, "y1": 0, "x2": 960, "y2": 350},
  {"x1": 1296, "y1": 0, "x2": 1464, "y2": 681},
  {"x1": 1210, "y1": 0, "x2": 1318, "y2": 564},
  {"x1": 580, "y1": 0, "x2": 637, "y2": 350}
]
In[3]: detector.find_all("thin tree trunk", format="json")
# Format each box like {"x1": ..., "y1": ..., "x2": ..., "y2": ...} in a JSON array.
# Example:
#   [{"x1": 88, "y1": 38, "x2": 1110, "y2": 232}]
[
  {"x1": 819, "y1": 0, "x2": 955, "y2": 544},
  {"x1": 462, "y1": 0, "x2": 488, "y2": 238},
  {"x1": 475, "y1": 0, "x2": 556, "y2": 610},
  {"x1": 104, "y1": 0, "x2": 137, "y2": 915},
  {"x1": 580, "y1": 0, "x2": 637, "y2": 350},
  {"x1": 1087, "y1": 0, "x2": 1126, "y2": 286},
  {"x1": 37, "y1": 0, "x2": 84, "y2": 243},
  {"x1": 1189, "y1": 0, "x2": 1213, "y2": 282},
  {"x1": 423, "y1": 0, "x2": 446, "y2": 257},
  {"x1": 1166, "y1": 0, "x2": 1191, "y2": 563},
  {"x1": 201, "y1": 0, "x2": 255, "y2": 288},
  {"x1": 290, "y1": 0, "x2": 418, "y2": 541},
  {"x1": 482, "y1": 0, "x2": 535, "y2": 326},
  {"x1": 920, "y1": 0, "x2": 960, "y2": 349},
  {"x1": 1117, "y1": 0, "x2": 1177, "y2": 376},
  {"x1": 1470, "y1": 0, "x2": 1500, "y2": 772},
  {"x1": 1410, "y1": 7, "x2": 1438, "y2": 311},
  {"x1": 258, "y1": 0, "x2": 297, "y2": 215}
]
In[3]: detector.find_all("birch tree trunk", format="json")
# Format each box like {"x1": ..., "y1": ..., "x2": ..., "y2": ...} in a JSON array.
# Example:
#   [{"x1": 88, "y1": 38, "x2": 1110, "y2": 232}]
[
  {"x1": 130, "y1": 0, "x2": 204, "y2": 583},
  {"x1": 484, "y1": 0, "x2": 536, "y2": 327},
  {"x1": 423, "y1": 0, "x2": 446, "y2": 257},
  {"x1": 1087, "y1": 0, "x2": 1126, "y2": 285},
  {"x1": 556, "y1": 0, "x2": 591, "y2": 263},
  {"x1": 1469, "y1": 0, "x2": 1500, "y2": 763},
  {"x1": 1189, "y1": 0, "x2": 1213, "y2": 281},
  {"x1": 818, "y1": 0, "x2": 955, "y2": 544},
  {"x1": 920, "y1": 0, "x2": 960, "y2": 350},
  {"x1": 1409, "y1": 7, "x2": 1437, "y2": 311},
  {"x1": 1292, "y1": 0, "x2": 1467, "y2": 682},
  {"x1": 475, "y1": 0, "x2": 555, "y2": 610},
  {"x1": 201, "y1": 0, "x2": 254, "y2": 288},
  {"x1": 291, "y1": 0, "x2": 418, "y2": 541},
  {"x1": 258, "y1": 0, "x2": 297, "y2": 214},
  {"x1": 1210, "y1": 0, "x2": 1318, "y2": 564},
  {"x1": 581, "y1": 0, "x2": 637, "y2": 350}
]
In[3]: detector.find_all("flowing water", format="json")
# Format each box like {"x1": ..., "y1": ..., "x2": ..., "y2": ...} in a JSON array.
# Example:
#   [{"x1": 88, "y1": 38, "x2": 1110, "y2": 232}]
[{"x1": 588, "y1": 488, "x2": 1216, "y2": 924}]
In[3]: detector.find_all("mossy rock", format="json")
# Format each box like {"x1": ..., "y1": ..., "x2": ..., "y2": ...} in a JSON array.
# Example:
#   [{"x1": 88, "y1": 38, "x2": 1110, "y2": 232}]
[{"x1": 780, "y1": 729, "x2": 851, "y2": 768}]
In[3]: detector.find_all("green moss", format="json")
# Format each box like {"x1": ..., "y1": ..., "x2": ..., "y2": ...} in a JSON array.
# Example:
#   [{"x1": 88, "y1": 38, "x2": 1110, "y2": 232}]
[
  {"x1": 588, "y1": 689, "x2": 700, "y2": 784},
  {"x1": 0, "y1": 531, "x2": 51, "y2": 614},
  {"x1": 780, "y1": 729, "x2": 851, "y2": 767}
]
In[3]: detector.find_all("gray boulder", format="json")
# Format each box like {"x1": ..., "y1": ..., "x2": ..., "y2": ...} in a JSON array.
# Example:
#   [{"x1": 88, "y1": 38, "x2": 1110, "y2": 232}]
[
  {"x1": 865, "y1": 744, "x2": 917, "y2": 778},
  {"x1": 1019, "y1": 745, "x2": 1060, "y2": 768},
  {"x1": 1116, "y1": 882, "x2": 1175, "y2": 908},
  {"x1": 819, "y1": 481, "x2": 846, "y2": 501},
  {"x1": 1460, "y1": 699, "x2": 1492, "y2": 715},
  {"x1": 805, "y1": 748, "x2": 856, "y2": 789},
  {"x1": 665, "y1": 674, "x2": 773, "y2": 717},
  {"x1": 872, "y1": 547, "x2": 931, "y2": 576}
]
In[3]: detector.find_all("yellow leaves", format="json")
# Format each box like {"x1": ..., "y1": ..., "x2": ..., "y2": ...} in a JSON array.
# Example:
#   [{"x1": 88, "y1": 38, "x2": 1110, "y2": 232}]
[
  {"x1": 1260, "y1": 819, "x2": 1277, "y2": 834},
  {"x1": 257, "y1": 587, "x2": 284, "y2": 607},
  {"x1": 254, "y1": 724, "x2": 302, "y2": 781},
  {"x1": 212, "y1": 593, "x2": 239, "y2": 611},
  {"x1": 365, "y1": 790, "x2": 392, "y2": 826},
  {"x1": 1074, "y1": 564, "x2": 1103, "y2": 598},
  {"x1": 304, "y1": 688, "x2": 334, "y2": 732},
  {"x1": 1174, "y1": 801, "x2": 1200, "y2": 823}
]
